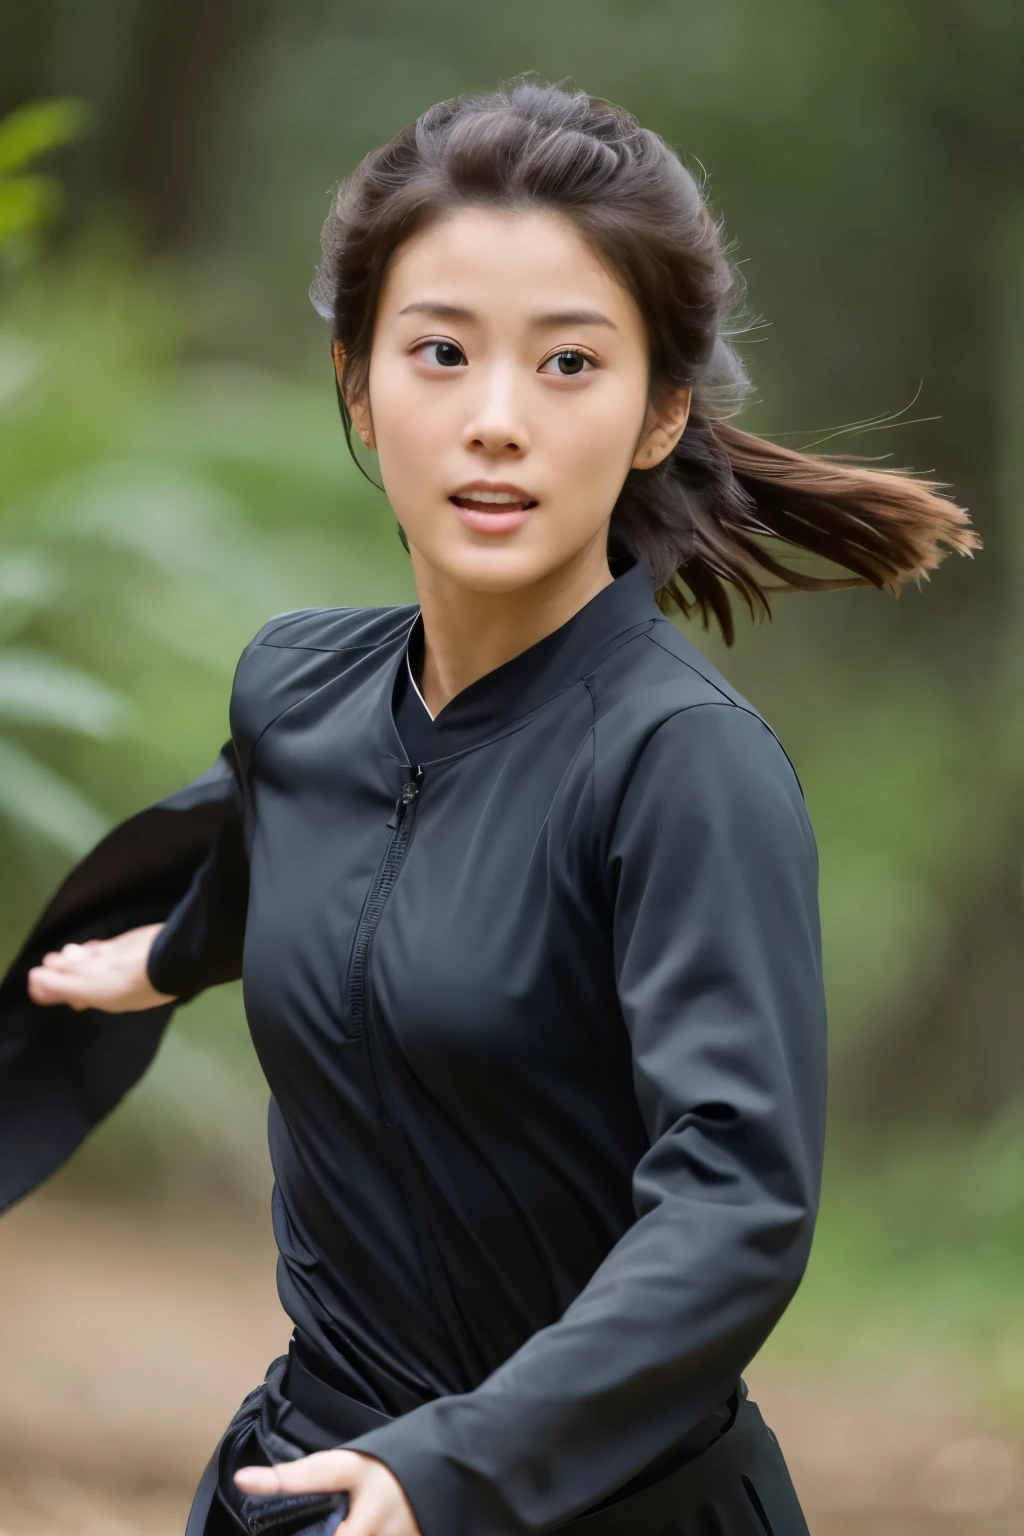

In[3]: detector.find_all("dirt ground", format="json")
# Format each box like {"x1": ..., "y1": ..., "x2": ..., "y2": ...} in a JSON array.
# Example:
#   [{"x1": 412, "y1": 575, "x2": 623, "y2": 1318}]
[{"x1": 1, "y1": 1194, "x2": 1021, "y2": 1536}]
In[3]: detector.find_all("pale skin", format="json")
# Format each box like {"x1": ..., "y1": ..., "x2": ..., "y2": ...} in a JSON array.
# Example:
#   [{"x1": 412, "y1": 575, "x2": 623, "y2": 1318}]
[{"x1": 26, "y1": 204, "x2": 691, "y2": 1534}]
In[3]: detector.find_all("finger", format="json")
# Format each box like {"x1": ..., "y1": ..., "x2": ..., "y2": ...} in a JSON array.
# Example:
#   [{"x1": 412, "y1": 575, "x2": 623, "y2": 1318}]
[
  {"x1": 42, "y1": 945, "x2": 99, "y2": 974},
  {"x1": 39, "y1": 950, "x2": 79, "y2": 972},
  {"x1": 58, "y1": 942, "x2": 90, "y2": 964},
  {"x1": 27, "y1": 967, "x2": 74, "y2": 1004},
  {"x1": 27, "y1": 966, "x2": 98, "y2": 1009},
  {"x1": 233, "y1": 1449, "x2": 361, "y2": 1497},
  {"x1": 231, "y1": 1465, "x2": 281, "y2": 1495}
]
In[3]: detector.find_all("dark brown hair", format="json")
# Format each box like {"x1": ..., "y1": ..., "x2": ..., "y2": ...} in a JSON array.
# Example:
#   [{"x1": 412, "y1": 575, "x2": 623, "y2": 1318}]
[{"x1": 311, "y1": 78, "x2": 979, "y2": 644}]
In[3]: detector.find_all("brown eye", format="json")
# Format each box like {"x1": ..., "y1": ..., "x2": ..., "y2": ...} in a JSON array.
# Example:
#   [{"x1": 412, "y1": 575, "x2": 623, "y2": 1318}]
[{"x1": 540, "y1": 350, "x2": 593, "y2": 377}]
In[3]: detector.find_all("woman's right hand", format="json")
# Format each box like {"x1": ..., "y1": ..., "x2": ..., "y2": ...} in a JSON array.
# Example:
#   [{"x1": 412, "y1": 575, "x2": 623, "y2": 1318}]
[{"x1": 26, "y1": 923, "x2": 177, "y2": 1013}]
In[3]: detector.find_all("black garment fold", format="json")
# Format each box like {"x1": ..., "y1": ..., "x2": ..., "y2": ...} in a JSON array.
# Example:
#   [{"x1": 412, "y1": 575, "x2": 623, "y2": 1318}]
[{"x1": 0, "y1": 744, "x2": 242, "y2": 1213}]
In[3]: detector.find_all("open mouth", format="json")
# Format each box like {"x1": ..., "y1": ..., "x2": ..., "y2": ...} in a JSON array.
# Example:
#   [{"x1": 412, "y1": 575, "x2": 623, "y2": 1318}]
[
  {"x1": 449, "y1": 486, "x2": 539, "y2": 534},
  {"x1": 450, "y1": 492, "x2": 539, "y2": 514}
]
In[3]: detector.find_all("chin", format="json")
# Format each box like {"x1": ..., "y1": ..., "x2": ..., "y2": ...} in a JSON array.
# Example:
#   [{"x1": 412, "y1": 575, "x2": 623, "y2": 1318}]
[{"x1": 428, "y1": 541, "x2": 560, "y2": 595}]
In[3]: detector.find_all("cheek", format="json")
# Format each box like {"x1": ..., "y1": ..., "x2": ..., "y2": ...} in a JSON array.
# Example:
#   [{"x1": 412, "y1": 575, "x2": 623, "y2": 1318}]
[
  {"x1": 551, "y1": 382, "x2": 647, "y2": 489},
  {"x1": 368, "y1": 359, "x2": 439, "y2": 477}
]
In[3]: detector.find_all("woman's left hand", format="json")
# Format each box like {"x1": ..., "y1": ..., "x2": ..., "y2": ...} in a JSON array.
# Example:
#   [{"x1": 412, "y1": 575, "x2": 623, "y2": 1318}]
[{"x1": 234, "y1": 1449, "x2": 422, "y2": 1536}]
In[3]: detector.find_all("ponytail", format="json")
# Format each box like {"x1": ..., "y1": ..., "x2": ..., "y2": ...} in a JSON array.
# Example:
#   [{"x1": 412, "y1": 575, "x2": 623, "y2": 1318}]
[
  {"x1": 314, "y1": 78, "x2": 981, "y2": 642},
  {"x1": 611, "y1": 414, "x2": 980, "y2": 645}
]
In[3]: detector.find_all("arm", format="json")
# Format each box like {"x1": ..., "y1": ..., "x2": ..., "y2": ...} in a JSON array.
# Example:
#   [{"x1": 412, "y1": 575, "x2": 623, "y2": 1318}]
[
  {"x1": 0, "y1": 740, "x2": 248, "y2": 1214},
  {"x1": 332, "y1": 702, "x2": 827, "y2": 1535},
  {"x1": 144, "y1": 740, "x2": 248, "y2": 999},
  {"x1": 25, "y1": 742, "x2": 248, "y2": 1010}
]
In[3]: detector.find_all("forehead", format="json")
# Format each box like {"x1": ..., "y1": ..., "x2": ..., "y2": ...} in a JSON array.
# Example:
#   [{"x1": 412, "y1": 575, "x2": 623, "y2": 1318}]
[{"x1": 378, "y1": 205, "x2": 639, "y2": 327}]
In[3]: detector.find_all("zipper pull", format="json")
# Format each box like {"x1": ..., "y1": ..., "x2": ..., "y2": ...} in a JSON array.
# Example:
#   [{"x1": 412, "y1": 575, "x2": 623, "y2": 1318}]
[{"x1": 397, "y1": 765, "x2": 422, "y2": 816}]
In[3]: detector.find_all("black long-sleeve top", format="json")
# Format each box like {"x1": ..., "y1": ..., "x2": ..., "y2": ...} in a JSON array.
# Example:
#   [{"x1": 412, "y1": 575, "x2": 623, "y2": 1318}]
[{"x1": 0, "y1": 552, "x2": 827, "y2": 1536}]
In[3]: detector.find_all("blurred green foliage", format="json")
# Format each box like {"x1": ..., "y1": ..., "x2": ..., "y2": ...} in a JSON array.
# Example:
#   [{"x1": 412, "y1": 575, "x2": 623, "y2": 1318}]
[
  {"x1": 0, "y1": 100, "x2": 417, "y2": 1178},
  {"x1": 762, "y1": 1112, "x2": 1024, "y2": 1423},
  {"x1": 0, "y1": 97, "x2": 88, "y2": 250},
  {"x1": 0, "y1": 95, "x2": 117, "y2": 853},
  {"x1": 0, "y1": 2, "x2": 1022, "y2": 1403}
]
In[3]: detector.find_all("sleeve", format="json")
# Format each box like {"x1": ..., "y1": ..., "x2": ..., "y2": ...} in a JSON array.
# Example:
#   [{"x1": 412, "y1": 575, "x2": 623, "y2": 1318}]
[
  {"x1": 145, "y1": 743, "x2": 248, "y2": 1000},
  {"x1": 0, "y1": 739, "x2": 248, "y2": 1216},
  {"x1": 343, "y1": 702, "x2": 828, "y2": 1536}
]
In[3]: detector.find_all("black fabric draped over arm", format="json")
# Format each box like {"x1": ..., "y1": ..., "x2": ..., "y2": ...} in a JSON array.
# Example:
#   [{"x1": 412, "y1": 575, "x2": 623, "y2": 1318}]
[{"x1": 0, "y1": 742, "x2": 247, "y2": 1214}]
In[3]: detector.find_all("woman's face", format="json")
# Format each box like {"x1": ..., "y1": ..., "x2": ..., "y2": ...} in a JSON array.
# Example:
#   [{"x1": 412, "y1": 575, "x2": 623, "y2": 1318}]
[{"x1": 341, "y1": 205, "x2": 690, "y2": 595}]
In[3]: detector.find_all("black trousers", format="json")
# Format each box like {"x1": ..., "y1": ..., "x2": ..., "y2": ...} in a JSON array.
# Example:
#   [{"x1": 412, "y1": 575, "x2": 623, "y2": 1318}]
[{"x1": 186, "y1": 1350, "x2": 810, "y2": 1536}]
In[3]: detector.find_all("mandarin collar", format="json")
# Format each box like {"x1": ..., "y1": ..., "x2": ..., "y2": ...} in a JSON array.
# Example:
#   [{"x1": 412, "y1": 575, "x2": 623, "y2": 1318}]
[{"x1": 384, "y1": 553, "x2": 662, "y2": 765}]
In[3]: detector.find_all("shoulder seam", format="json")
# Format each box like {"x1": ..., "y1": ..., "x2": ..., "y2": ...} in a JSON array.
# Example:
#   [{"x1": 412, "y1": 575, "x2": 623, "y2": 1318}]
[
  {"x1": 651, "y1": 699, "x2": 807, "y2": 801},
  {"x1": 600, "y1": 699, "x2": 810, "y2": 864},
  {"x1": 640, "y1": 630, "x2": 805, "y2": 793},
  {"x1": 239, "y1": 662, "x2": 348, "y2": 780},
  {"x1": 252, "y1": 605, "x2": 415, "y2": 653},
  {"x1": 231, "y1": 624, "x2": 375, "y2": 786},
  {"x1": 253, "y1": 607, "x2": 336, "y2": 645},
  {"x1": 642, "y1": 629, "x2": 736, "y2": 707},
  {"x1": 256, "y1": 641, "x2": 381, "y2": 656}
]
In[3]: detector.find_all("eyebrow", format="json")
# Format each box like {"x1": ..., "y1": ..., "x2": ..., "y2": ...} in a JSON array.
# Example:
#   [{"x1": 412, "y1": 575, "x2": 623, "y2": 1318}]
[{"x1": 397, "y1": 301, "x2": 616, "y2": 329}]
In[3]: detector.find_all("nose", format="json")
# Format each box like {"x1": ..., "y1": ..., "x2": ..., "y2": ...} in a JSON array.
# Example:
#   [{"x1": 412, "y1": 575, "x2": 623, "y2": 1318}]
[{"x1": 461, "y1": 362, "x2": 530, "y2": 458}]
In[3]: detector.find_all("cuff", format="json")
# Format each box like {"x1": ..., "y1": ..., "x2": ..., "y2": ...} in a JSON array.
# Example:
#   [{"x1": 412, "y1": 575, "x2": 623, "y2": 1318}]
[
  {"x1": 344, "y1": 1400, "x2": 518, "y2": 1536},
  {"x1": 145, "y1": 914, "x2": 195, "y2": 1001}
]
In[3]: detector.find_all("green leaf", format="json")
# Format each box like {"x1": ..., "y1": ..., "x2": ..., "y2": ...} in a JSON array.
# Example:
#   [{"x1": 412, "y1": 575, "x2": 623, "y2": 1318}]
[
  {"x1": 0, "y1": 175, "x2": 62, "y2": 244},
  {"x1": 0, "y1": 732, "x2": 111, "y2": 853},
  {"x1": 0, "y1": 99, "x2": 90, "y2": 178}
]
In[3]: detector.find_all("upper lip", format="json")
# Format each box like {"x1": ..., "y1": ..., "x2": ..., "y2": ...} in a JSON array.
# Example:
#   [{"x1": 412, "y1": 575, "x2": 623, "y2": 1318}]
[{"x1": 450, "y1": 480, "x2": 537, "y2": 502}]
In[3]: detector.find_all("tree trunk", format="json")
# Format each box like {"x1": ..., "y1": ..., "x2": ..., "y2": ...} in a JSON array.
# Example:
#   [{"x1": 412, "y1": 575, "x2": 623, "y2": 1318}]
[
  {"x1": 837, "y1": 806, "x2": 1024, "y2": 1126},
  {"x1": 104, "y1": 0, "x2": 266, "y2": 254}
]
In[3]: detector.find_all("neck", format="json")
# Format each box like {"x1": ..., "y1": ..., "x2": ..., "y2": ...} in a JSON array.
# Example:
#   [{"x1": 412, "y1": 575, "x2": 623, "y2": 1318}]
[{"x1": 409, "y1": 541, "x2": 616, "y2": 718}]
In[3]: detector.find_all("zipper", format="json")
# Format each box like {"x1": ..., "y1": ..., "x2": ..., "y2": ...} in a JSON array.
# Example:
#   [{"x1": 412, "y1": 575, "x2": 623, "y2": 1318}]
[
  {"x1": 346, "y1": 764, "x2": 423, "y2": 1047},
  {"x1": 343, "y1": 763, "x2": 481, "y2": 1377}
]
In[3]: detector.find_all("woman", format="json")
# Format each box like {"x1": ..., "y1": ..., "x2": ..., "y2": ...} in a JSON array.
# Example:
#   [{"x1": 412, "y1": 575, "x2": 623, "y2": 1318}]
[{"x1": 1, "y1": 81, "x2": 977, "y2": 1536}]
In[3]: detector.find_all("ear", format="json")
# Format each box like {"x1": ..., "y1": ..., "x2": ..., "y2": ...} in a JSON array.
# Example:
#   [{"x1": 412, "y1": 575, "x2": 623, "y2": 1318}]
[
  {"x1": 631, "y1": 386, "x2": 692, "y2": 471},
  {"x1": 332, "y1": 338, "x2": 375, "y2": 450}
]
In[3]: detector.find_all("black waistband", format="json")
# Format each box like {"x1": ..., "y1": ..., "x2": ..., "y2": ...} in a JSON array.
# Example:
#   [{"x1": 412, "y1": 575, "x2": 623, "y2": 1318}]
[
  {"x1": 200, "y1": 1359, "x2": 797, "y2": 1536},
  {"x1": 279, "y1": 1337, "x2": 743, "y2": 1509},
  {"x1": 278, "y1": 1353, "x2": 782, "y2": 1535},
  {"x1": 279, "y1": 1341, "x2": 393, "y2": 1450}
]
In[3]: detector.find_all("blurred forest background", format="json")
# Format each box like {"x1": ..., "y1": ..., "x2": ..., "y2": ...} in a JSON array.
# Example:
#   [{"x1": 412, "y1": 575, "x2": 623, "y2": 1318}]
[{"x1": 0, "y1": 1, "x2": 1022, "y2": 1532}]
